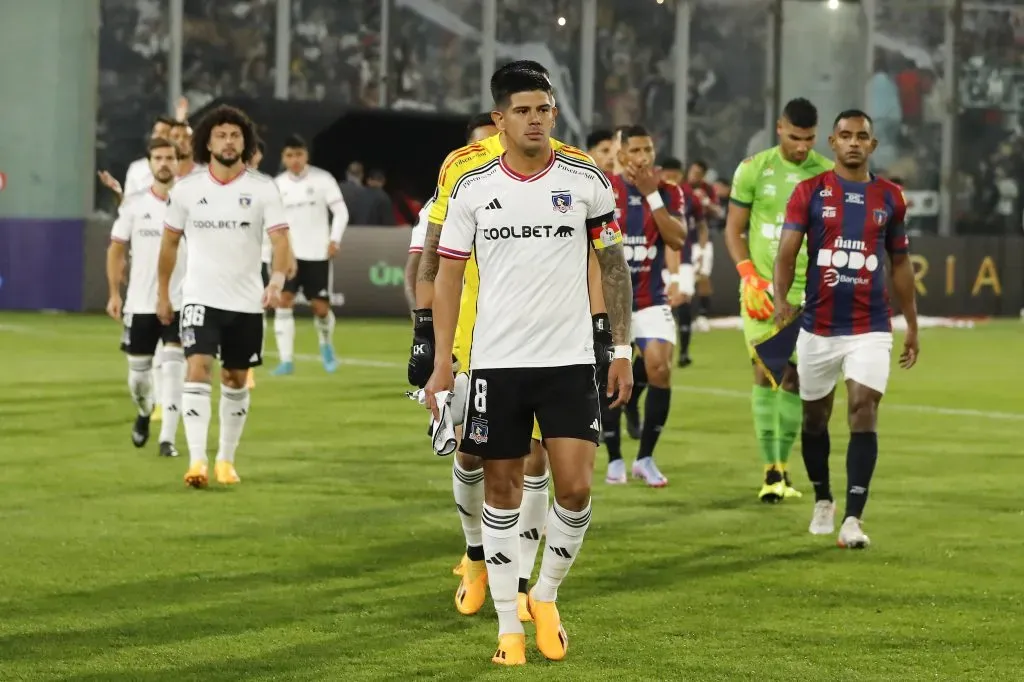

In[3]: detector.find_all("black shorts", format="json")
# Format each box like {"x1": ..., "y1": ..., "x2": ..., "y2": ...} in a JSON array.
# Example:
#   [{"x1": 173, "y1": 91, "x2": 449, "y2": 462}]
[
  {"x1": 120, "y1": 312, "x2": 181, "y2": 355},
  {"x1": 283, "y1": 259, "x2": 330, "y2": 300},
  {"x1": 460, "y1": 364, "x2": 600, "y2": 460},
  {"x1": 261, "y1": 262, "x2": 270, "y2": 287},
  {"x1": 180, "y1": 304, "x2": 264, "y2": 369}
]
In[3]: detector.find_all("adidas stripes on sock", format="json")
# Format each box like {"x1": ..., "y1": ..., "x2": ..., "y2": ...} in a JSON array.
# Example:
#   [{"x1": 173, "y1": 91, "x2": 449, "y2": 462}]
[{"x1": 482, "y1": 503, "x2": 524, "y2": 636}]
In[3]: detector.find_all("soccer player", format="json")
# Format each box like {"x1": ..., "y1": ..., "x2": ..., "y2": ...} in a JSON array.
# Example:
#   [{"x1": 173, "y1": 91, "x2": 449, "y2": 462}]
[
  {"x1": 423, "y1": 67, "x2": 633, "y2": 666},
  {"x1": 157, "y1": 105, "x2": 291, "y2": 488},
  {"x1": 105, "y1": 137, "x2": 186, "y2": 457},
  {"x1": 774, "y1": 110, "x2": 918, "y2": 549},
  {"x1": 408, "y1": 67, "x2": 614, "y2": 625},
  {"x1": 404, "y1": 113, "x2": 498, "y2": 312},
  {"x1": 586, "y1": 129, "x2": 617, "y2": 175},
  {"x1": 603, "y1": 127, "x2": 686, "y2": 487},
  {"x1": 247, "y1": 137, "x2": 266, "y2": 390},
  {"x1": 724, "y1": 98, "x2": 834, "y2": 502},
  {"x1": 270, "y1": 134, "x2": 349, "y2": 375},
  {"x1": 685, "y1": 159, "x2": 720, "y2": 331}
]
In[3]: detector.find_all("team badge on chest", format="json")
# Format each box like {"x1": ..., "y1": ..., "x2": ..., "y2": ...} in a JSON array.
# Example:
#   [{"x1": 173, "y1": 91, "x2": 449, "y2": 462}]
[
  {"x1": 239, "y1": 194, "x2": 252, "y2": 208},
  {"x1": 551, "y1": 191, "x2": 572, "y2": 213}
]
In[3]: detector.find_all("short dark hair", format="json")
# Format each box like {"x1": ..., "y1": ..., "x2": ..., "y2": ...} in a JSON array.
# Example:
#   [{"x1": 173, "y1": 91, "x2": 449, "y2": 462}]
[
  {"x1": 466, "y1": 113, "x2": 496, "y2": 140},
  {"x1": 782, "y1": 98, "x2": 818, "y2": 129},
  {"x1": 368, "y1": 168, "x2": 386, "y2": 182},
  {"x1": 169, "y1": 119, "x2": 188, "y2": 130},
  {"x1": 191, "y1": 105, "x2": 258, "y2": 165},
  {"x1": 621, "y1": 125, "x2": 652, "y2": 142},
  {"x1": 689, "y1": 159, "x2": 709, "y2": 172},
  {"x1": 154, "y1": 115, "x2": 176, "y2": 128},
  {"x1": 490, "y1": 62, "x2": 553, "y2": 108},
  {"x1": 282, "y1": 134, "x2": 306, "y2": 150},
  {"x1": 147, "y1": 136, "x2": 177, "y2": 159},
  {"x1": 833, "y1": 109, "x2": 874, "y2": 129},
  {"x1": 659, "y1": 156, "x2": 684, "y2": 171},
  {"x1": 586, "y1": 129, "x2": 614, "y2": 149}
]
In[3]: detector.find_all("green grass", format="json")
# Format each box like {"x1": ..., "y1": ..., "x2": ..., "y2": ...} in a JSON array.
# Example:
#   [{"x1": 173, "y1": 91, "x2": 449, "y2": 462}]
[{"x1": 0, "y1": 312, "x2": 1022, "y2": 681}]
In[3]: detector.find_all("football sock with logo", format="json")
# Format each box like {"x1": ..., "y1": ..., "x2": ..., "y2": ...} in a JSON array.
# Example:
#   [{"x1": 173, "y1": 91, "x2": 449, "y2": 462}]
[
  {"x1": 482, "y1": 503, "x2": 524, "y2": 636},
  {"x1": 314, "y1": 310, "x2": 335, "y2": 348},
  {"x1": 636, "y1": 386, "x2": 671, "y2": 460},
  {"x1": 127, "y1": 356, "x2": 155, "y2": 416},
  {"x1": 182, "y1": 382, "x2": 212, "y2": 465},
  {"x1": 151, "y1": 343, "x2": 163, "y2": 407},
  {"x1": 627, "y1": 355, "x2": 648, "y2": 414},
  {"x1": 158, "y1": 346, "x2": 185, "y2": 443},
  {"x1": 676, "y1": 303, "x2": 693, "y2": 357},
  {"x1": 776, "y1": 388, "x2": 802, "y2": 466},
  {"x1": 600, "y1": 398, "x2": 623, "y2": 462},
  {"x1": 801, "y1": 429, "x2": 832, "y2": 501},
  {"x1": 216, "y1": 385, "x2": 250, "y2": 464},
  {"x1": 751, "y1": 385, "x2": 778, "y2": 467},
  {"x1": 845, "y1": 431, "x2": 878, "y2": 519},
  {"x1": 274, "y1": 308, "x2": 295, "y2": 363},
  {"x1": 533, "y1": 500, "x2": 592, "y2": 602},
  {"x1": 519, "y1": 473, "x2": 549, "y2": 591},
  {"x1": 452, "y1": 460, "x2": 484, "y2": 555}
]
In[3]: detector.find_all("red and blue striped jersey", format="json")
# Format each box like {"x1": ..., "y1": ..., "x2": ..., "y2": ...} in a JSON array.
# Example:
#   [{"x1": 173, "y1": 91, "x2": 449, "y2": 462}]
[
  {"x1": 610, "y1": 174, "x2": 685, "y2": 310},
  {"x1": 680, "y1": 182, "x2": 705, "y2": 266},
  {"x1": 783, "y1": 171, "x2": 909, "y2": 336}
]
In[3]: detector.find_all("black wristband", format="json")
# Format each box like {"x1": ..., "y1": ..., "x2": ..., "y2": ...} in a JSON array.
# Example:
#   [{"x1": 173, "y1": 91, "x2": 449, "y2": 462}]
[
  {"x1": 413, "y1": 308, "x2": 433, "y2": 326},
  {"x1": 592, "y1": 312, "x2": 611, "y2": 334}
]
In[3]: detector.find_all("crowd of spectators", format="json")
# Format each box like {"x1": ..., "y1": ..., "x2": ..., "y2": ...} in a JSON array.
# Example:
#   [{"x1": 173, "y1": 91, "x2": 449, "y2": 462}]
[{"x1": 97, "y1": 0, "x2": 1024, "y2": 233}]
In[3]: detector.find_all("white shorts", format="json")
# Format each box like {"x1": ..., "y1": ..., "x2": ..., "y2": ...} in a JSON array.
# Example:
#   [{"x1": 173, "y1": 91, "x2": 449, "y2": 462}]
[
  {"x1": 796, "y1": 329, "x2": 893, "y2": 401},
  {"x1": 631, "y1": 304, "x2": 676, "y2": 345}
]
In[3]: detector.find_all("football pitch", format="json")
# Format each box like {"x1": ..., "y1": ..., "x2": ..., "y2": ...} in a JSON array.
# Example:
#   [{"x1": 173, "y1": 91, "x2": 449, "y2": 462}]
[{"x1": 1, "y1": 313, "x2": 1022, "y2": 681}]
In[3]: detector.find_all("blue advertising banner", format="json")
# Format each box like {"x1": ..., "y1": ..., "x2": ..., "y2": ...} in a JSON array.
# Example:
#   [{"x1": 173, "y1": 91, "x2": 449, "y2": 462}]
[{"x1": 0, "y1": 219, "x2": 85, "y2": 311}]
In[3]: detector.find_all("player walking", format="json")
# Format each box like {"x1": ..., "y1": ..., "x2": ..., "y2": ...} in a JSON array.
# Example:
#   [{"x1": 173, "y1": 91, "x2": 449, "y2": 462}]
[
  {"x1": 106, "y1": 137, "x2": 186, "y2": 457},
  {"x1": 774, "y1": 109, "x2": 918, "y2": 549},
  {"x1": 422, "y1": 67, "x2": 633, "y2": 665},
  {"x1": 603, "y1": 126, "x2": 686, "y2": 487},
  {"x1": 271, "y1": 134, "x2": 349, "y2": 375},
  {"x1": 157, "y1": 105, "x2": 291, "y2": 488},
  {"x1": 724, "y1": 98, "x2": 834, "y2": 502}
]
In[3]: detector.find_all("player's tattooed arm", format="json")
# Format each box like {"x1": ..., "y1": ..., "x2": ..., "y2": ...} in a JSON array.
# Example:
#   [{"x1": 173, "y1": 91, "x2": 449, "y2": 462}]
[
  {"x1": 724, "y1": 202, "x2": 752, "y2": 265},
  {"x1": 414, "y1": 221, "x2": 443, "y2": 308},
  {"x1": 594, "y1": 244, "x2": 633, "y2": 345},
  {"x1": 404, "y1": 252, "x2": 422, "y2": 314}
]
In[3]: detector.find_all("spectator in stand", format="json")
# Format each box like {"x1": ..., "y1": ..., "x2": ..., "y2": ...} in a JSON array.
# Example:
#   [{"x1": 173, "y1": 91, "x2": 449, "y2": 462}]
[
  {"x1": 340, "y1": 161, "x2": 371, "y2": 225},
  {"x1": 363, "y1": 169, "x2": 396, "y2": 226}
]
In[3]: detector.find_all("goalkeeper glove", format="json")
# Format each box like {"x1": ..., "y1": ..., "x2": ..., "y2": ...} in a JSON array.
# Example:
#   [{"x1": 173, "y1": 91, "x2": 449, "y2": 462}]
[
  {"x1": 737, "y1": 259, "x2": 774, "y2": 321},
  {"x1": 407, "y1": 308, "x2": 435, "y2": 388},
  {"x1": 592, "y1": 313, "x2": 613, "y2": 393}
]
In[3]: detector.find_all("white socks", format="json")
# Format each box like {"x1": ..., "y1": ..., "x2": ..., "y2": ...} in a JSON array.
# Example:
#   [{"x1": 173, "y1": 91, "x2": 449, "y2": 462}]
[
  {"x1": 151, "y1": 343, "x2": 163, "y2": 408},
  {"x1": 216, "y1": 385, "x2": 250, "y2": 463},
  {"x1": 127, "y1": 355, "x2": 154, "y2": 416},
  {"x1": 182, "y1": 382, "x2": 211, "y2": 465},
  {"x1": 452, "y1": 460, "x2": 484, "y2": 550},
  {"x1": 158, "y1": 346, "x2": 185, "y2": 444},
  {"x1": 274, "y1": 308, "x2": 295, "y2": 363},
  {"x1": 314, "y1": 310, "x2": 335, "y2": 348},
  {"x1": 482, "y1": 503, "x2": 523, "y2": 636},
  {"x1": 532, "y1": 499, "x2": 592, "y2": 603},
  {"x1": 519, "y1": 473, "x2": 549, "y2": 587}
]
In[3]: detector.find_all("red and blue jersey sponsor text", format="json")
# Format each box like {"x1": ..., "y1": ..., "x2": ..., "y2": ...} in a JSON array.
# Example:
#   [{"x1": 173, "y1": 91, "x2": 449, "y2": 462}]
[
  {"x1": 783, "y1": 171, "x2": 909, "y2": 336},
  {"x1": 610, "y1": 174, "x2": 685, "y2": 310}
]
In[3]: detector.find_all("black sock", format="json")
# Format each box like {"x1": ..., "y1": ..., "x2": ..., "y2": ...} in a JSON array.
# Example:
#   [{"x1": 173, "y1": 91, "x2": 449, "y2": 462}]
[
  {"x1": 466, "y1": 544, "x2": 485, "y2": 562},
  {"x1": 518, "y1": 577, "x2": 529, "y2": 594},
  {"x1": 675, "y1": 303, "x2": 692, "y2": 356},
  {"x1": 627, "y1": 356, "x2": 647, "y2": 415},
  {"x1": 698, "y1": 295, "x2": 712, "y2": 317},
  {"x1": 801, "y1": 430, "x2": 832, "y2": 501},
  {"x1": 600, "y1": 397, "x2": 623, "y2": 462},
  {"x1": 636, "y1": 386, "x2": 671, "y2": 460},
  {"x1": 844, "y1": 431, "x2": 878, "y2": 520}
]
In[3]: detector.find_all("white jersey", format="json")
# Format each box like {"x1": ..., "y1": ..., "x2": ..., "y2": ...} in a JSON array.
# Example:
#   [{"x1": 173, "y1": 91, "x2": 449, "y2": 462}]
[
  {"x1": 408, "y1": 199, "x2": 433, "y2": 253},
  {"x1": 164, "y1": 167, "x2": 288, "y2": 313},
  {"x1": 123, "y1": 158, "x2": 152, "y2": 197},
  {"x1": 110, "y1": 187, "x2": 186, "y2": 313},
  {"x1": 438, "y1": 150, "x2": 622, "y2": 370},
  {"x1": 274, "y1": 166, "x2": 348, "y2": 261}
]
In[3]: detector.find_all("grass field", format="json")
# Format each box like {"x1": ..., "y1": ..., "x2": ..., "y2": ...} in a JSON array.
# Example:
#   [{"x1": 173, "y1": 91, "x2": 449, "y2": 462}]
[{"x1": 1, "y1": 312, "x2": 1022, "y2": 681}]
